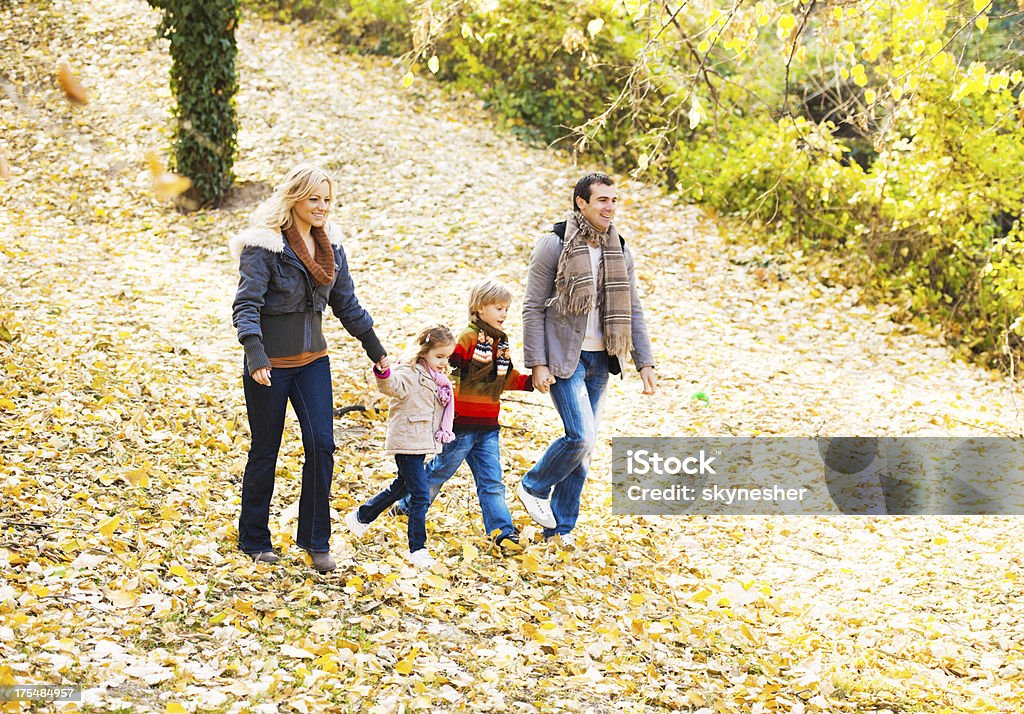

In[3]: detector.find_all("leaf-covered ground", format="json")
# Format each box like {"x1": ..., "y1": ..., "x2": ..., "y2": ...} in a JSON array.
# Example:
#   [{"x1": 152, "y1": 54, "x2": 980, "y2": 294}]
[{"x1": 2, "y1": 1, "x2": 1024, "y2": 712}]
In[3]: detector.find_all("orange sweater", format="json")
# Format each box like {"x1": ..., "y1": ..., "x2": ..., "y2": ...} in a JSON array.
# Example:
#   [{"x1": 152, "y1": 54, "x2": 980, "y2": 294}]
[{"x1": 449, "y1": 322, "x2": 532, "y2": 430}]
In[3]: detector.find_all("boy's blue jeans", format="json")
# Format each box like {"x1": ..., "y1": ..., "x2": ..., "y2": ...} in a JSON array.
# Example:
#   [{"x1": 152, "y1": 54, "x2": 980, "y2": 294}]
[
  {"x1": 521, "y1": 351, "x2": 609, "y2": 537},
  {"x1": 239, "y1": 356, "x2": 335, "y2": 554},
  {"x1": 358, "y1": 454, "x2": 429, "y2": 553},
  {"x1": 396, "y1": 428, "x2": 516, "y2": 541}
]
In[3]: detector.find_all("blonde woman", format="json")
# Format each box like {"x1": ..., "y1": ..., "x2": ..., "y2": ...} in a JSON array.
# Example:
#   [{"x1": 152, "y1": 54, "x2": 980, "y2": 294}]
[{"x1": 230, "y1": 164, "x2": 388, "y2": 572}]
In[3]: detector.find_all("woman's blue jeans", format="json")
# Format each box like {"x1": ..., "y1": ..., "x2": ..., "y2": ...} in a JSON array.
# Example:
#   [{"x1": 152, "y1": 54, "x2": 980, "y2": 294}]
[
  {"x1": 358, "y1": 454, "x2": 429, "y2": 553},
  {"x1": 521, "y1": 351, "x2": 608, "y2": 537},
  {"x1": 239, "y1": 356, "x2": 335, "y2": 554}
]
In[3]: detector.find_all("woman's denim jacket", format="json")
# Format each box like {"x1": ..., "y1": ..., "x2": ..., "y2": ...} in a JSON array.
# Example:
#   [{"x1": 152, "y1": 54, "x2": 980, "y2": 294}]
[{"x1": 230, "y1": 223, "x2": 375, "y2": 372}]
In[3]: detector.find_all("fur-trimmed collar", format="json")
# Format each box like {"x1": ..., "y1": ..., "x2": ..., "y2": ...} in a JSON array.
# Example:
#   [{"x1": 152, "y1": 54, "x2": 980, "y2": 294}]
[{"x1": 229, "y1": 222, "x2": 344, "y2": 259}]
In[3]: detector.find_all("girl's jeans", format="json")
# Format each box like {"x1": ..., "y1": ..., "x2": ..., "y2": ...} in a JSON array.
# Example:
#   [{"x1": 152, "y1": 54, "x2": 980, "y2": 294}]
[{"x1": 358, "y1": 453, "x2": 429, "y2": 552}]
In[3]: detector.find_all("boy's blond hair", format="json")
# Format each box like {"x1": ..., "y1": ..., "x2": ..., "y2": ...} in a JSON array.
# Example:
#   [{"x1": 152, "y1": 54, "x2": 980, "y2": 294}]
[{"x1": 468, "y1": 277, "x2": 513, "y2": 320}]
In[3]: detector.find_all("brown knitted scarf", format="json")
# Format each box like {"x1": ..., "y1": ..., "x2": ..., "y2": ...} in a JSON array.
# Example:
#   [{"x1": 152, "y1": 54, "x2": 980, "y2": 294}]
[
  {"x1": 549, "y1": 212, "x2": 633, "y2": 359},
  {"x1": 283, "y1": 224, "x2": 334, "y2": 286}
]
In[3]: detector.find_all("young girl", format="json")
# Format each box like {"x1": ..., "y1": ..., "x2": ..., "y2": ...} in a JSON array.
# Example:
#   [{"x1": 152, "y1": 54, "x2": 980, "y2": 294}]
[{"x1": 345, "y1": 325, "x2": 456, "y2": 568}]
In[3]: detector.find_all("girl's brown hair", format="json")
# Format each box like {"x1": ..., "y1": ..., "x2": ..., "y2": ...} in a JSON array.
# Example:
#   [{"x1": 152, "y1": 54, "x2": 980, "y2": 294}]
[{"x1": 405, "y1": 324, "x2": 455, "y2": 364}]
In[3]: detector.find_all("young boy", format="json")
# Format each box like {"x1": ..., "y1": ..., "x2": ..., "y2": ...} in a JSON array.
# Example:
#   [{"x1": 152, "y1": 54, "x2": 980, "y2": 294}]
[{"x1": 393, "y1": 277, "x2": 533, "y2": 548}]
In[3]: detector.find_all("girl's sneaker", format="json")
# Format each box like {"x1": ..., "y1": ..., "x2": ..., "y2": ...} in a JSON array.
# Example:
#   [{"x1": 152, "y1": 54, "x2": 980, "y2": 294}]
[
  {"x1": 345, "y1": 509, "x2": 370, "y2": 538},
  {"x1": 407, "y1": 549, "x2": 436, "y2": 568}
]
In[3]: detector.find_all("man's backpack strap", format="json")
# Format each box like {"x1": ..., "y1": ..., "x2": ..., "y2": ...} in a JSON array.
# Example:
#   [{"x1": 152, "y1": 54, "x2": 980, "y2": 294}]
[{"x1": 552, "y1": 221, "x2": 626, "y2": 248}]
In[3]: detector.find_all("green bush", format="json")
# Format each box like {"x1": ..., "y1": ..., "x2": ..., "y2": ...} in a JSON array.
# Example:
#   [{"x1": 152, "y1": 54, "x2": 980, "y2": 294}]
[
  {"x1": 429, "y1": 0, "x2": 650, "y2": 160},
  {"x1": 241, "y1": 0, "x2": 410, "y2": 53}
]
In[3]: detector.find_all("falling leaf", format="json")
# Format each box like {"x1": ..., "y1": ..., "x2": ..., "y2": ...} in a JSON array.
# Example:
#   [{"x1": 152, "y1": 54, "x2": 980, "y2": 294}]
[
  {"x1": 56, "y1": 61, "x2": 88, "y2": 105},
  {"x1": 587, "y1": 18, "x2": 604, "y2": 37},
  {"x1": 145, "y1": 152, "x2": 191, "y2": 200}
]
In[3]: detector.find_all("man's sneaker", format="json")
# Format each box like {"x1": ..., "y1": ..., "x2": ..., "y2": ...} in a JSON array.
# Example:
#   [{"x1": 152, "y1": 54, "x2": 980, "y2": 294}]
[
  {"x1": 516, "y1": 481, "x2": 557, "y2": 529},
  {"x1": 345, "y1": 509, "x2": 370, "y2": 538},
  {"x1": 555, "y1": 532, "x2": 576, "y2": 549},
  {"x1": 388, "y1": 502, "x2": 407, "y2": 518},
  {"x1": 407, "y1": 549, "x2": 436, "y2": 568},
  {"x1": 251, "y1": 551, "x2": 280, "y2": 564},
  {"x1": 310, "y1": 551, "x2": 337, "y2": 572}
]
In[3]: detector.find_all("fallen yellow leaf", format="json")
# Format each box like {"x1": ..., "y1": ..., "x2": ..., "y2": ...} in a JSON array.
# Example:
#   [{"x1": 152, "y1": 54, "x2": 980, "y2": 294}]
[{"x1": 98, "y1": 514, "x2": 120, "y2": 538}]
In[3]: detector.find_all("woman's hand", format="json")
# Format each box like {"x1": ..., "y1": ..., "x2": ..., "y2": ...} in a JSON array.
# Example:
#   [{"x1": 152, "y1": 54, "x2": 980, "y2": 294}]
[{"x1": 252, "y1": 367, "x2": 272, "y2": 386}]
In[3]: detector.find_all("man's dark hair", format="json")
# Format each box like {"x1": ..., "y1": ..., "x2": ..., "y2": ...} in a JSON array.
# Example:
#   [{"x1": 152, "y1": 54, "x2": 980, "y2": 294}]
[{"x1": 572, "y1": 173, "x2": 615, "y2": 210}]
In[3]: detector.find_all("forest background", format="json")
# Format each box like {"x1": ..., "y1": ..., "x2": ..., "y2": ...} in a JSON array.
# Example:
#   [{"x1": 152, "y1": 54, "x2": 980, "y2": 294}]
[{"x1": 3, "y1": 0, "x2": 1024, "y2": 712}]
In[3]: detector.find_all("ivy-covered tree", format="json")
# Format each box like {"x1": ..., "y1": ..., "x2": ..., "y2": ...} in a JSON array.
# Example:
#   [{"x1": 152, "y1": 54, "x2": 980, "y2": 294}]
[{"x1": 147, "y1": 0, "x2": 239, "y2": 208}]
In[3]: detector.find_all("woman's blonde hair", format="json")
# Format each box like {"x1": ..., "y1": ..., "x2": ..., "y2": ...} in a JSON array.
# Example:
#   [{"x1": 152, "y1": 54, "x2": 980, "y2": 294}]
[
  {"x1": 251, "y1": 164, "x2": 334, "y2": 230},
  {"x1": 404, "y1": 324, "x2": 455, "y2": 365}
]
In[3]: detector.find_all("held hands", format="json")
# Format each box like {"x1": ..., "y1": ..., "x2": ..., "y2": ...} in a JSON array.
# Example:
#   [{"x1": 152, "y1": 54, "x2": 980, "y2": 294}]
[
  {"x1": 640, "y1": 366, "x2": 657, "y2": 395},
  {"x1": 374, "y1": 355, "x2": 390, "y2": 372},
  {"x1": 252, "y1": 367, "x2": 272, "y2": 386},
  {"x1": 532, "y1": 366, "x2": 556, "y2": 394}
]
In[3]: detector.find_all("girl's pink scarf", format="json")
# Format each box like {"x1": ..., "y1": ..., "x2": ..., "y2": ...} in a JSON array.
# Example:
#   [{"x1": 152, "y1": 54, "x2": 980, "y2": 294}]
[{"x1": 423, "y1": 362, "x2": 455, "y2": 444}]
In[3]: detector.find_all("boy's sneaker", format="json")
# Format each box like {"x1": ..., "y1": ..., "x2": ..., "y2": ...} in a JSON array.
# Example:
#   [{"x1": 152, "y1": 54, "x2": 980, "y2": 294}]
[
  {"x1": 345, "y1": 509, "x2": 370, "y2": 538},
  {"x1": 516, "y1": 481, "x2": 557, "y2": 528},
  {"x1": 388, "y1": 502, "x2": 407, "y2": 518},
  {"x1": 407, "y1": 549, "x2": 436, "y2": 568},
  {"x1": 494, "y1": 531, "x2": 523, "y2": 553}
]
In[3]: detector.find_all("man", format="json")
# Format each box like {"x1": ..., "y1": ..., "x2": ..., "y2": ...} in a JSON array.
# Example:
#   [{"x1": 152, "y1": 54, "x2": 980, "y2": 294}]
[{"x1": 517, "y1": 172, "x2": 656, "y2": 545}]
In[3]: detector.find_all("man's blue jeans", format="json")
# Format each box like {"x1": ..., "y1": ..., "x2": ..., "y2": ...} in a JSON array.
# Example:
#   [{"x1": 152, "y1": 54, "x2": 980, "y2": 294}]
[
  {"x1": 358, "y1": 454, "x2": 429, "y2": 553},
  {"x1": 239, "y1": 356, "x2": 335, "y2": 554},
  {"x1": 396, "y1": 428, "x2": 516, "y2": 541},
  {"x1": 522, "y1": 351, "x2": 608, "y2": 537}
]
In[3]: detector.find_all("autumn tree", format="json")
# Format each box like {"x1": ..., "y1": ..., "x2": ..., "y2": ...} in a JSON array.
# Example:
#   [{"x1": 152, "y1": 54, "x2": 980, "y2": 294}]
[{"x1": 146, "y1": 0, "x2": 240, "y2": 207}]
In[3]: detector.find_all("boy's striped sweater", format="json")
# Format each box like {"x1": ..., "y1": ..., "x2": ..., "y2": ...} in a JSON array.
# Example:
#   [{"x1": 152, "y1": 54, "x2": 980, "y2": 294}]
[{"x1": 450, "y1": 321, "x2": 533, "y2": 430}]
